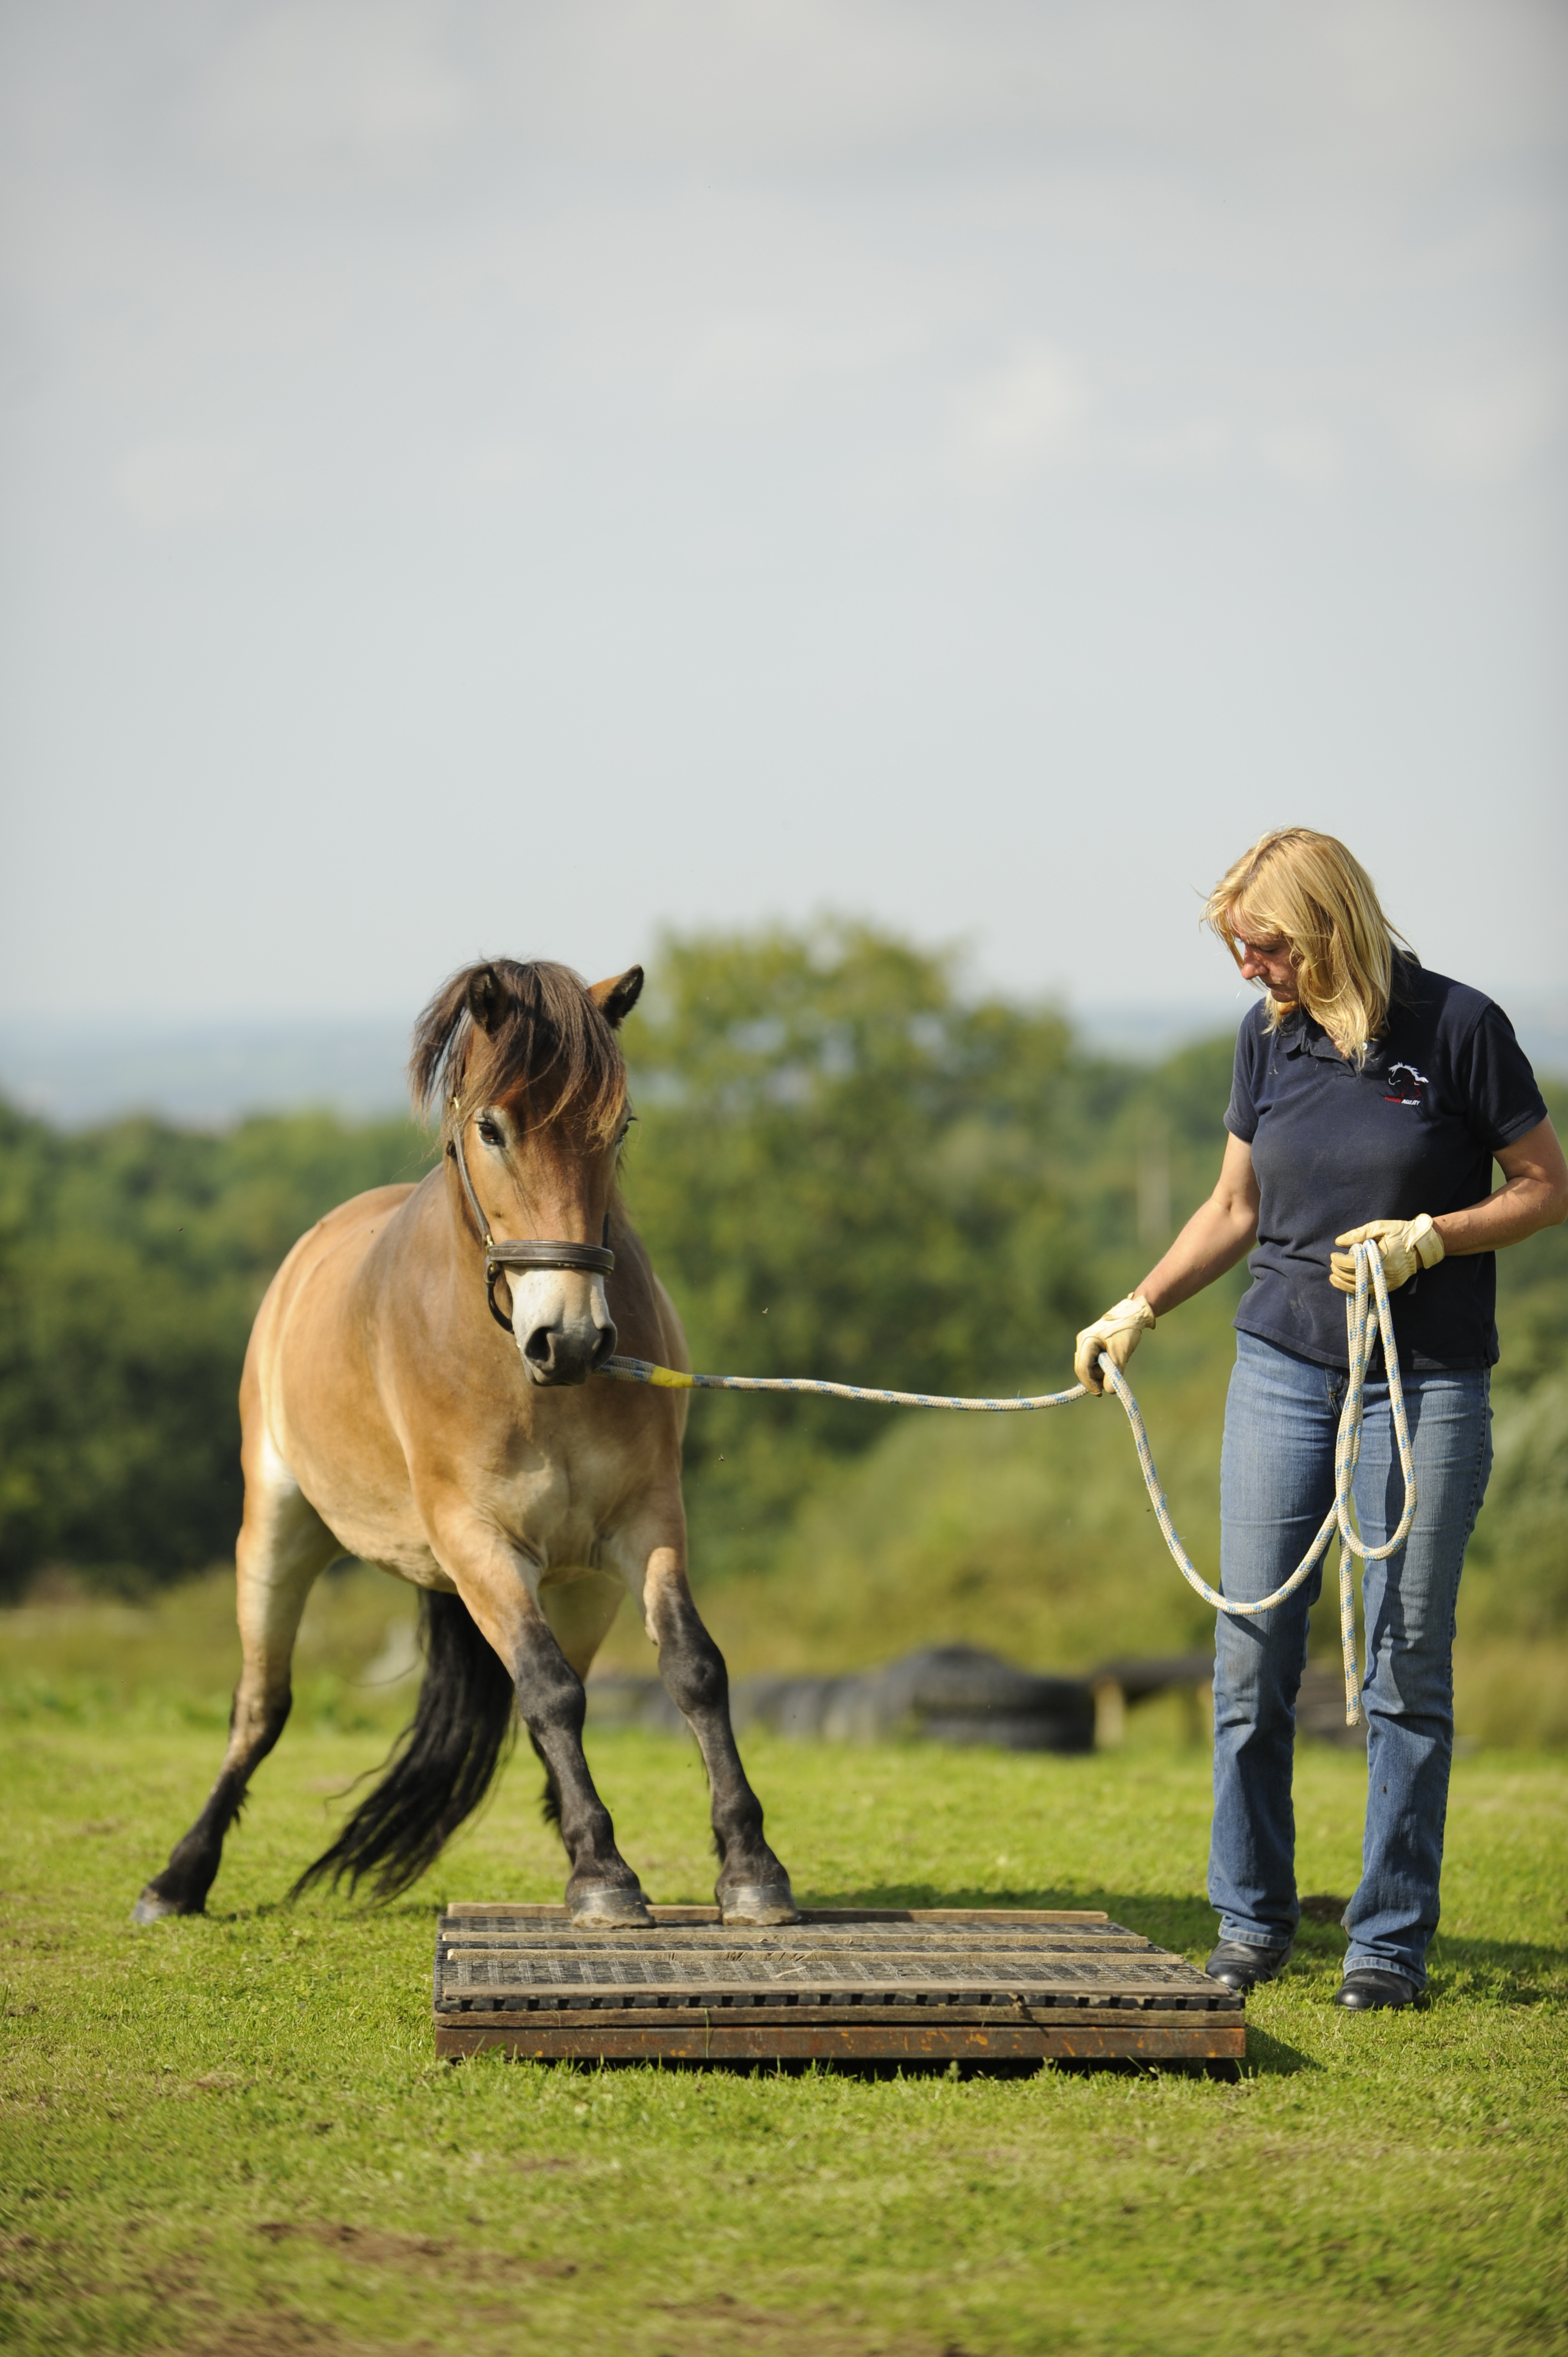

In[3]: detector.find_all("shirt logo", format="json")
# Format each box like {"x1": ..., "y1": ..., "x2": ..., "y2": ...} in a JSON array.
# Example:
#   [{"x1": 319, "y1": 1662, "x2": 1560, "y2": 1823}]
[{"x1": 1383, "y1": 1061, "x2": 1428, "y2": 1106}]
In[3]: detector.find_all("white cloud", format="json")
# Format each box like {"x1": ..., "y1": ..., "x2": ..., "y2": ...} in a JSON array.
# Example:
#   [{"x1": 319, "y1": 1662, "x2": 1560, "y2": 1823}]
[
  {"x1": 1399, "y1": 367, "x2": 1561, "y2": 482},
  {"x1": 669, "y1": 312, "x2": 910, "y2": 419},
  {"x1": 189, "y1": 1, "x2": 470, "y2": 191},
  {"x1": 482, "y1": 0, "x2": 1007, "y2": 169},
  {"x1": 474, "y1": 0, "x2": 1568, "y2": 178},
  {"x1": 1256, "y1": 422, "x2": 1343, "y2": 488},
  {"x1": 3, "y1": 0, "x2": 1566, "y2": 1022},
  {"x1": 115, "y1": 439, "x2": 281, "y2": 528},
  {"x1": 446, "y1": 438, "x2": 540, "y2": 507},
  {"x1": 1125, "y1": 420, "x2": 1232, "y2": 471},
  {"x1": 952, "y1": 343, "x2": 1090, "y2": 490}
]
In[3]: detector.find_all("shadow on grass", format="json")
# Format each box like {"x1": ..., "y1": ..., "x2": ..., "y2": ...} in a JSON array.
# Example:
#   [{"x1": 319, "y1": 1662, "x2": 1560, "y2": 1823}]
[
  {"x1": 182, "y1": 1895, "x2": 444, "y2": 1925},
  {"x1": 1263, "y1": 1927, "x2": 1566, "y2": 2007},
  {"x1": 1425, "y1": 1937, "x2": 1568, "y2": 2005},
  {"x1": 1242, "y1": 2026, "x2": 1319, "y2": 2076},
  {"x1": 454, "y1": 2051, "x2": 1249, "y2": 2084}
]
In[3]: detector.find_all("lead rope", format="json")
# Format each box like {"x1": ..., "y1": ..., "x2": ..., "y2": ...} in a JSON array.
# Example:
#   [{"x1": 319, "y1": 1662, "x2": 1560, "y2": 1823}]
[{"x1": 598, "y1": 1238, "x2": 1416, "y2": 1728}]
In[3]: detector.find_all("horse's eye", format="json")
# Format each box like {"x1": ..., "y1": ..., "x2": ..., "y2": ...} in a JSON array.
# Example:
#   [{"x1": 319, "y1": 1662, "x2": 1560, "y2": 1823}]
[{"x1": 477, "y1": 1117, "x2": 503, "y2": 1147}]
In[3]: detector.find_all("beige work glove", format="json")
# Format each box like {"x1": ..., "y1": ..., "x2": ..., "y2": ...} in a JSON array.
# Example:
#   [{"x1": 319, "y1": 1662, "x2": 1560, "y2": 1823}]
[
  {"x1": 1329, "y1": 1214, "x2": 1444, "y2": 1295},
  {"x1": 1074, "y1": 1295, "x2": 1156, "y2": 1394}
]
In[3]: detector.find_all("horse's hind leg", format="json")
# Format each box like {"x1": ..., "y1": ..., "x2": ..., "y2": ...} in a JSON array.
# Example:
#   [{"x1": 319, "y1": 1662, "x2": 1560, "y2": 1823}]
[
  {"x1": 132, "y1": 1441, "x2": 338, "y2": 1922},
  {"x1": 639, "y1": 1548, "x2": 797, "y2": 1927}
]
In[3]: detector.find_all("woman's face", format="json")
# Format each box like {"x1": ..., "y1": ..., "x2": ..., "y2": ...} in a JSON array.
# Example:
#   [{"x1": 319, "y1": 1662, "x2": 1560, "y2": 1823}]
[{"x1": 1228, "y1": 908, "x2": 1299, "y2": 1003}]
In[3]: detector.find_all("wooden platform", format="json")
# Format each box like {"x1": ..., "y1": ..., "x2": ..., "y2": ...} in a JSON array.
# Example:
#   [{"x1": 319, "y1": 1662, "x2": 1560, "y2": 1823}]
[{"x1": 433, "y1": 1905, "x2": 1245, "y2": 2066}]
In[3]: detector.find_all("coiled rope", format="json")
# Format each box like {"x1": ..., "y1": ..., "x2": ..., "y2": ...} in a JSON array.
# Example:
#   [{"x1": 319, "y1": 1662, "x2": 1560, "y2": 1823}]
[{"x1": 599, "y1": 1239, "x2": 1415, "y2": 1727}]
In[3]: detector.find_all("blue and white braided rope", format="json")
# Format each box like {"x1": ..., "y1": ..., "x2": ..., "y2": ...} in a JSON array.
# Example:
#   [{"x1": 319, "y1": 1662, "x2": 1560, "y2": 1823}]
[{"x1": 599, "y1": 1239, "x2": 1414, "y2": 1727}]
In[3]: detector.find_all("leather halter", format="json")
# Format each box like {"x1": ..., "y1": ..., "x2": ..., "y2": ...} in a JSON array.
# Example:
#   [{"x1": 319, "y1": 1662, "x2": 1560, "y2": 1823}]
[{"x1": 447, "y1": 1111, "x2": 614, "y2": 1332}]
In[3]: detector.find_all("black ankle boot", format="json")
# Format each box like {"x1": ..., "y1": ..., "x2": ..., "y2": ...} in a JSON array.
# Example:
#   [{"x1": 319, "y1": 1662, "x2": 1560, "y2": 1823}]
[
  {"x1": 1204, "y1": 1939, "x2": 1291, "y2": 1994},
  {"x1": 1332, "y1": 1968, "x2": 1425, "y2": 2011}
]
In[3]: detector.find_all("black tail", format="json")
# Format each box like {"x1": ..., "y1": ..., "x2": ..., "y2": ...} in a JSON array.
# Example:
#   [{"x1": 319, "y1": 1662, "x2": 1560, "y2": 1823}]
[{"x1": 291, "y1": 1591, "x2": 516, "y2": 1904}]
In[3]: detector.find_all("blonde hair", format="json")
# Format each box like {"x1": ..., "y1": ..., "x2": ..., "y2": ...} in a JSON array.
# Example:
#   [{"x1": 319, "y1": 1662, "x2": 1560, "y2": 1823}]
[{"x1": 1204, "y1": 828, "x2": 1415, "y2": 1063}]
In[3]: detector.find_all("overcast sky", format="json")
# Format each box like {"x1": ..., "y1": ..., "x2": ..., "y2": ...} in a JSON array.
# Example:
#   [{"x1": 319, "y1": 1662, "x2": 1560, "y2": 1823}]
[{"x1": 2, "y1": 0, "x2": 1564, "y2": 1030}]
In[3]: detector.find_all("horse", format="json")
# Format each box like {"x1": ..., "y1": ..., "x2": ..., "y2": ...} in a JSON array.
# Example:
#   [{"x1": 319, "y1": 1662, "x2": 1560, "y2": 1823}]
[{"x1": 133, "y1": 958, "x2": 797, "y2": 1930}]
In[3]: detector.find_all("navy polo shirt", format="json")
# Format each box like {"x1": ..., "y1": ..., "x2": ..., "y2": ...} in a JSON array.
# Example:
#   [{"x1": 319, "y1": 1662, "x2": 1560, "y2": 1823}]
[{"x1": 1224, "y1": 960, "x2": 1548, "y2": 1372}]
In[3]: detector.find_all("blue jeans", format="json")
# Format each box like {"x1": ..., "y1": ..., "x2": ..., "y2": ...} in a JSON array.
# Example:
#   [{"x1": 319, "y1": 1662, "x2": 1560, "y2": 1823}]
[{"x1": 1209, "y1": 1331, "x2": 1492, "y2": 1988}]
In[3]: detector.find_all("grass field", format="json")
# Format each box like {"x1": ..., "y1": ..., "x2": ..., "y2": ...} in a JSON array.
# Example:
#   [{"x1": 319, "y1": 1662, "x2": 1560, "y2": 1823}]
[{"x1": 3, "y1": 1696, "x2": 1566, "y2": 2357}]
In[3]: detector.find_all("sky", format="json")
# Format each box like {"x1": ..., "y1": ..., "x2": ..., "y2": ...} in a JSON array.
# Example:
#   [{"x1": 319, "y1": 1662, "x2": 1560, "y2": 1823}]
[{"x1": 1, "y1": 0, "x2": 1564, "y2": 1037}]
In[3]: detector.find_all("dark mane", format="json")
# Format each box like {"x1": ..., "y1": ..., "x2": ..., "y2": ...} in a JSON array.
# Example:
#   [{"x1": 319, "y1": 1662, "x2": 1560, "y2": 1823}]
[{"x1": 409, "y1": 960, "x2": 627, "y2": 1146}]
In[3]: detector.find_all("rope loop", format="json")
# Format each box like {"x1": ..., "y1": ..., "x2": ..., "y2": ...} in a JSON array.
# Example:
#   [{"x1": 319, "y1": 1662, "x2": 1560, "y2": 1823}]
[
  {"x1": 1097, "y1": 1241, "x2": 1415, "y2": 1725},
  {"x1": 598, "y1": 1238, "x2": 1413, "y2": 1728}
]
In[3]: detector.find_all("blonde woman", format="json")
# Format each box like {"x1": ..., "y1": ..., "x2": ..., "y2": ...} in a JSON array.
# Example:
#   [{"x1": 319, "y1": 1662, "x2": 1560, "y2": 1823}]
[{"x1": 1075, "y1": 830, "x2": 1567, "y2": 2011}]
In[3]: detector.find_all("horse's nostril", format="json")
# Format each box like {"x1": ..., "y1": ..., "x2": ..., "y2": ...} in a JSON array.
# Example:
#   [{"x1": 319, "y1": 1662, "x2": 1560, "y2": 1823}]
[{"x1": 520, "y1": 1320, "x2": 612, "y2": 1386}]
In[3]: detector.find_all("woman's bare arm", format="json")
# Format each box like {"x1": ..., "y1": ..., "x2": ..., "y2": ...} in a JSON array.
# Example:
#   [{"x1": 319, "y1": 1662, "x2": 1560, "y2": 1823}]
[
  {"x1": 1433, "y1": 1117, "x2": 1568, "y2": 1257},
  {"x1": 1132, "y1": 1133, "x2": 1260, "y2": 1318}
]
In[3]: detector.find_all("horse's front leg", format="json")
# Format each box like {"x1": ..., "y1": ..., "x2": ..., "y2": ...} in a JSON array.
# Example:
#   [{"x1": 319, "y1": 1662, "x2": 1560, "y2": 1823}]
[
  {"x1": 629, "y1": 1539, "x2": 797, "y2": 1927},
  {"x1": 446, "y1": 1529, "x2": 651, "y2": 1928},
  {"x1": 518, "y1": 1612, "x2": 653, "y2": 1926}
]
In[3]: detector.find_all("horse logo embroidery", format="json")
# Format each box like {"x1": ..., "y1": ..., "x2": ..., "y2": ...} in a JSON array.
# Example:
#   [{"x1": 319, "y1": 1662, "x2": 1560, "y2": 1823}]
[{"x1": 1384, "y1": 1061, "x2": 1428, "y2": 1107}]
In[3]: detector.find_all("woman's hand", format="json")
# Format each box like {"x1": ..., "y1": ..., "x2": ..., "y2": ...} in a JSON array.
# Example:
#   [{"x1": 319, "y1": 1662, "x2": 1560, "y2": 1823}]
[
  {"x1": 1072, "y1": 1135, "x2": 1260, "y2": 1393},
  {"x1": 1329, "y1": 1118, "x2": 1568, "y2": 1291},
  {"x1": 1329, "y1": 1214, "x2": 1443, "y2": 1294},
  {"x1": 1074, "y1": 1296, "x2": 1155, "y2": 1394}
]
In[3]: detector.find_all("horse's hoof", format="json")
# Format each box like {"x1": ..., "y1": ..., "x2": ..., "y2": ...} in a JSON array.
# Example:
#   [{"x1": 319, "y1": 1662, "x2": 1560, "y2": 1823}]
[
  {"x1": 719, "y1": 1882, "x2": 800, "y2": 1927},
  {"x1": 568, "y1": 1883, "x2": 653, "y2": 1929},
  {"x1": 131, "y1": 1887, "x2": 190, "y2": 1925}
]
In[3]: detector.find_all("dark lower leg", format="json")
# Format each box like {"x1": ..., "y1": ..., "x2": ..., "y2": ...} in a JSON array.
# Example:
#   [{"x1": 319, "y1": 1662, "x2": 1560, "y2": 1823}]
[
  {"x1": 515, "y1": 1624, "x2": 645, "y2": 1917},
  {"x1": 528, "y1": 1729, "x2": 564, "y2": 1828},
  {"x1": 133, "y1": 1691, "x2": 292, "y2": 1919},
  {"x1": 649, "y1": 1581, "x2": 793, "y2": 1912}
]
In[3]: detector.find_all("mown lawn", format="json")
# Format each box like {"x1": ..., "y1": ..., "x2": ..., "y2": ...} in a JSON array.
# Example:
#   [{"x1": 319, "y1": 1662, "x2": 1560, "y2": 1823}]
[{"x1": 2, "y1": 1715, "x2": 1564, "y2": 2357}]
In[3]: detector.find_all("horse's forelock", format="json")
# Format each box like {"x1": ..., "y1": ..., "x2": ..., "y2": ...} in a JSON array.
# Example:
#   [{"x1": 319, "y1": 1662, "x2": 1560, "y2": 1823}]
[{"x1": 410, "y1": 960, "x2": 626, "y2": 1145}]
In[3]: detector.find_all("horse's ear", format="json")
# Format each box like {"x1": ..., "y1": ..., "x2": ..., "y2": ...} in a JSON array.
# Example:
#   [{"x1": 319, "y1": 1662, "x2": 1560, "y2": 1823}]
[
  {"x1": 590, "y1": 966, "x2": 644, "y2": 1029},
  {"x1": 466, "y1": 965, "x2": 507, "y2": 1035}
]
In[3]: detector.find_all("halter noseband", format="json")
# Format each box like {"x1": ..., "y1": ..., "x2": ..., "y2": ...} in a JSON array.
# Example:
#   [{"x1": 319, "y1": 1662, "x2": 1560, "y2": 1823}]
[{"x1": 447, "y1": 1110, "x2": 614, "y2": 1332}]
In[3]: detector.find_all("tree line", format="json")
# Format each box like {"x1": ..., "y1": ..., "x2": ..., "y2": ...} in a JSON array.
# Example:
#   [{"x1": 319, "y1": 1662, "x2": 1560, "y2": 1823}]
[{"x1": 2, "y1": 922, "x2": 1562, "y2": 1619}]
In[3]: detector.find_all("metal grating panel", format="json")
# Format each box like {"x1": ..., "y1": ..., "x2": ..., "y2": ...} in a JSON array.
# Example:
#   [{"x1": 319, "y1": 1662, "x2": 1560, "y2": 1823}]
[{"x1": 432, "y1": 1906, "x2": 1244, "y2": 2065}]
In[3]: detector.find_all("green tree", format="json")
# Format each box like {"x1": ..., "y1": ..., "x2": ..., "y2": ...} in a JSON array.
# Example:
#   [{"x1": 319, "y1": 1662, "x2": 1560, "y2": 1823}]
[
  {"x1": 0, "y1": 1103, "x2": 430, "y2": 1595},
  {"x1": 2, "y1": 940, "x2": 1560, "y2": 1640},
  {"x1": 618, "y1": 924, "x2": 1101, "y2": 1577}
]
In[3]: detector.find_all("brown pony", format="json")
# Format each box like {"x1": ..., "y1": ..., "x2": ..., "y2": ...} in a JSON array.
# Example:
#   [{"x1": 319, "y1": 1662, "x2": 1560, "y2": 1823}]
[{"x1": 133, "y1": 959, "x2": 796, "y2": 1929}]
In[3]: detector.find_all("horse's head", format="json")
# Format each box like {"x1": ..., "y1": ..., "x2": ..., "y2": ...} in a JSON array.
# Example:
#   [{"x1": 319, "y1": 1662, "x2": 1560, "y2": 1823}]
[{"x1": 411, "y1": 958, "x2": 644, "y2": 1385}]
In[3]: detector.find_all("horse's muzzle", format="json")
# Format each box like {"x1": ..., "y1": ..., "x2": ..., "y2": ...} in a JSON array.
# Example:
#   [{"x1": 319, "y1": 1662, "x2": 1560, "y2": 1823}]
[
  {"x1": 520, "y1": 1318, "x2": 618, "y2": 1386},
  {"x1": 506, "y1": 1267, "x2": 617, "y2": 1386}
]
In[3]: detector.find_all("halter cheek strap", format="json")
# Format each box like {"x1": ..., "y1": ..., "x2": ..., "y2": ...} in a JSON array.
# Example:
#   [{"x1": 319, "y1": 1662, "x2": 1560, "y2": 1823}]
[{"x1": 447, "y1": 1115, "x2": 615, "y2": 1332}]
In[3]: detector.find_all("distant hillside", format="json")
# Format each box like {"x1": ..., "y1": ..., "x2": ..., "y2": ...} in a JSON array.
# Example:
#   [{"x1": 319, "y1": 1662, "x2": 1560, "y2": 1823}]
[
  {"x1": 3, "y1": 989, "x2": 1562, "y2": 1129},
  {"x1": 1, "y1": 927, "x2": 1562, "y2": 1671}
]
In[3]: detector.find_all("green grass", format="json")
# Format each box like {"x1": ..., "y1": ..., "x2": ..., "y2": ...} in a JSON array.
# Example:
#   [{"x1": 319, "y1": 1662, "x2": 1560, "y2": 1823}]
[{"x1": 2, "y1": 1708, "x2": 1565, "y2": 2356}]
